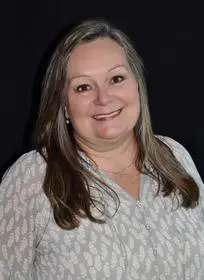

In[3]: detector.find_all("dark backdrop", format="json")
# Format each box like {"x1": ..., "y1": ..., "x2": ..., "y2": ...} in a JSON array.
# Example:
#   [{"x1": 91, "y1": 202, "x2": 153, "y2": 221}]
[{"x1": 0, "y1": 0, "x2": 203, "y2": 179}]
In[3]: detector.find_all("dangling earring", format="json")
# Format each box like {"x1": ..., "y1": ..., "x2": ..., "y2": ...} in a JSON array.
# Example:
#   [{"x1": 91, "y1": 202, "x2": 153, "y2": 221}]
[{"x1": 64, "y1": 106, "x2": 70, "y2": 124}]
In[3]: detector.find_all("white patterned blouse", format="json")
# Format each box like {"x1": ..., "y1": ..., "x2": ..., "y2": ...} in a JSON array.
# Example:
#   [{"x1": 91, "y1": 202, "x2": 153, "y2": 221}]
[{"x1": 0, "y1": 136, "x2": 204, "y2": 280}]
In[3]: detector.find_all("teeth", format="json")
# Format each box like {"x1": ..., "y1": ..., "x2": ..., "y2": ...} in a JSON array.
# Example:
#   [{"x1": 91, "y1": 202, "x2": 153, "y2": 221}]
[{"x1": 94, "y1": 109, "x2": 121, "y2": 120}]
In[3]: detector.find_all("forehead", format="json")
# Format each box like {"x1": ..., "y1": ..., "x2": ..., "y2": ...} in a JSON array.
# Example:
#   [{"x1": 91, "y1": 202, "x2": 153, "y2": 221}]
[{"x1": 67, "y1": 38, "x2": 129, "y2": 75}]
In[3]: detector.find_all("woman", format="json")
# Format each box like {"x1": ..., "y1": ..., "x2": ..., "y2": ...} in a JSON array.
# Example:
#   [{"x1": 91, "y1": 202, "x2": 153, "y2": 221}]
[{"x1": 0, "y1": 19, "x2": 203, "y2": 279}]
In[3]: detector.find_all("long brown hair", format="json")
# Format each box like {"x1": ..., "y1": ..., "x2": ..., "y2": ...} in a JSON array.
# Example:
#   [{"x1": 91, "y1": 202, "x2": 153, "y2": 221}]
[{"x1": 33, "y1": 18, "x2": 199, "y2": 230}]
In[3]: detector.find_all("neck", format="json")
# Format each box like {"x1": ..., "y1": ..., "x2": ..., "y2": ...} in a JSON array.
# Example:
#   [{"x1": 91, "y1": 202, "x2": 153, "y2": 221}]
[{"x1": 76, "y1": 132, "x2": 137, "y2": 172}]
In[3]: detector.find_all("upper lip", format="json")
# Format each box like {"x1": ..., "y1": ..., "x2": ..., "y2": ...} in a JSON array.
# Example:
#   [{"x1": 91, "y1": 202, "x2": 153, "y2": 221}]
[{"x1": 93, "y1": 108, "x2": 122, "y2": 118}]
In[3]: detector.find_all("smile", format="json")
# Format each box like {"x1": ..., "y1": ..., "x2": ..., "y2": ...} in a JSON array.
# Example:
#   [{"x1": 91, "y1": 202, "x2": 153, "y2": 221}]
[{"x1": 93, "y1": 108, "x2": 122, "y2": 121}]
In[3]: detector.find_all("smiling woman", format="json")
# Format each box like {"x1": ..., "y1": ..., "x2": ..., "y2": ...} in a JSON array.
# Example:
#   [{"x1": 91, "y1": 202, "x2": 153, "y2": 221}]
[
  {"x1": 66, "y1": 38, "x2": 140, "y2": 146},
  {"x1": 0, "y1": 18, "x2": 204, "y2": 279}
]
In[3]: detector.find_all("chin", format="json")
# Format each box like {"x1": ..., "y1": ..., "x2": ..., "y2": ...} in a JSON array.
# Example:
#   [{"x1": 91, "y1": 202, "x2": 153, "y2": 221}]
[{"x1": 97, "y1": 127, "x2": 133, "y2": 142}]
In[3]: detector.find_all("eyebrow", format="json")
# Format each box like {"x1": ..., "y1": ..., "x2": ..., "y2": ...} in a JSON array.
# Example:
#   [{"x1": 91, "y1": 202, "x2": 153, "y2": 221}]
[
  {"x1": 107, "y1": 64, "x2": 129, "y2": 72},
  {"x1": 68, "y1": 64, "x2": 129, "y2": 82}
]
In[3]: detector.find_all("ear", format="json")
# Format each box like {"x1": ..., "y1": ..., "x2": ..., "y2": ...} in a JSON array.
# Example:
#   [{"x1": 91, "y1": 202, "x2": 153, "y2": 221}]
[{"x1": 64, "y1": 106, "x2": 70, "y2": 124}]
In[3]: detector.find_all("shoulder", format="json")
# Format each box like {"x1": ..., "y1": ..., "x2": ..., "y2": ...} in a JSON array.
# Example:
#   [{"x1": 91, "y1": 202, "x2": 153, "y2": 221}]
[
  {"x1": 155, "y1": 135, "x2": 203, "y2": 185},
  {"x1": 0, "y1": 151, "x2": 51, "y2": 253},
  {"x1": 155, "y1": 135, "x2": 204, "y2": 213},
  {"x1": 2, "y1": 150, "x2": 46, "y2": 178},
  {"x1": 155, "y1": 135, "x2": 191, "y2": 159},
  {"x1": 0, "y1": 150, "x2": 47, "y2": 199}
]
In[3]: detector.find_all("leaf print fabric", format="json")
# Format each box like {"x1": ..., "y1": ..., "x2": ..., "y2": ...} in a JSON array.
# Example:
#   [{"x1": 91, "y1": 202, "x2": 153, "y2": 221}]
[{"x1": 0, "y1": 136, "x2": 204, "y2": 279}]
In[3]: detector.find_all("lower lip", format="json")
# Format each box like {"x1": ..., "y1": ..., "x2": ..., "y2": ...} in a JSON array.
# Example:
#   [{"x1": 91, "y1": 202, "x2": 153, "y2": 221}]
[{"x1": 93, "y1": 109, "x2": 122, "y2": 121}]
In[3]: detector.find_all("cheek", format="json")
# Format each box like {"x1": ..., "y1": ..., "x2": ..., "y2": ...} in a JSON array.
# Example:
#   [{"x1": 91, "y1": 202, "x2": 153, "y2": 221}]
[
  {"x1": 126, "y1": 83, "x2": 140, "y2": 118},
  {"x1": 67, "y1": 95, "x2": 92, "y2": 120},
  {"x1": 123, "y1": 81, "x2": 140, "y2": 104}
]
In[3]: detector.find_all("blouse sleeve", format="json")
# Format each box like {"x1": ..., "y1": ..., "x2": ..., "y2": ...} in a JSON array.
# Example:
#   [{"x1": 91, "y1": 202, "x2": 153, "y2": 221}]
[
  {"x1": 0, "y1": 151, "x2": 48, "y2": 280},
  {"x1": 158, "y1": 135, "x2": 204, "y2": 218}
]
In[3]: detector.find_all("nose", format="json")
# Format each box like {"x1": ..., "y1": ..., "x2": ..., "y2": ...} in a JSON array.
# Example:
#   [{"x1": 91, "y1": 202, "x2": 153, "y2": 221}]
[{"x1": 94, "y1": 85, "x2": 112, "y2": 106}]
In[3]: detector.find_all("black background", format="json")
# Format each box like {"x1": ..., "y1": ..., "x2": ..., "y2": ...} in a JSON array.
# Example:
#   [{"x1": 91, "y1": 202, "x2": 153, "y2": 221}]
[{"x1": 0, "y1": 0, "x2": 203, "y2": 179}]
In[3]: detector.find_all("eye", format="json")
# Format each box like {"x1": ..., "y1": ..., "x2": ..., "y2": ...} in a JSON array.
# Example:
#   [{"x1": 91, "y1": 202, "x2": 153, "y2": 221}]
[
  {"x1": 75, "y1": 84, "x2": 91, "y2": 93},
  {"x1": 111, "y1": 75, "x2": 125, "y2": 84}
]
